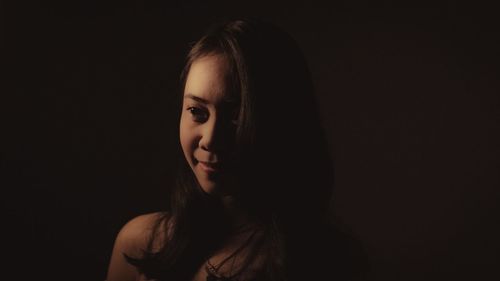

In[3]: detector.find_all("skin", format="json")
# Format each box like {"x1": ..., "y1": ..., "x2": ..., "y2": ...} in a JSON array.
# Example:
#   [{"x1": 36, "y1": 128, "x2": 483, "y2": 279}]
[
  {"x1": 180, "y1": 54, "x2": 255, "y2": 229},
  {"x1": 107, "y1": 54, "x2": 261, "y2": 281},
  {"x1": 106, "y1": 213, "x2": 164, "y2": 281},
  {"x1": 180, "y1": 54, "x2": 240, "y2": 196}
]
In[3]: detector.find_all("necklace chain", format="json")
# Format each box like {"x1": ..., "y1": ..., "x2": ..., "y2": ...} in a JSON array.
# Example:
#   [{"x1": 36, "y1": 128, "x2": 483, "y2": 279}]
[{"x1": 205, "y1": 228, "x2": 259, "y2": 280}]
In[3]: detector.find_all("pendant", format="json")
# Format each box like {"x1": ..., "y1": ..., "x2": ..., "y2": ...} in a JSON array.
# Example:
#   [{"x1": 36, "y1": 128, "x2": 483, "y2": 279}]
[
  {"x1": 206, "y1": 272, "x2": 232, "y2": 281},
  {"x1": 206, "y1": 273, "x2": 217, "y2": 281}
]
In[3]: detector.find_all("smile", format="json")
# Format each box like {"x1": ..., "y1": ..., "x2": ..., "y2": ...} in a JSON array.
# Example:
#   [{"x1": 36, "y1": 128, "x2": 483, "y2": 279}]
[{"x1": 197, "y1": 160, "x2": 221, "y2": 173}]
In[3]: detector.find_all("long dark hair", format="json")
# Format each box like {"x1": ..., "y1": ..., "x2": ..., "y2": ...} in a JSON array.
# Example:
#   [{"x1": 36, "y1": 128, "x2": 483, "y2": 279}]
[{"x1": 127, "y1": 19, "x2": 336, "y2": 281}]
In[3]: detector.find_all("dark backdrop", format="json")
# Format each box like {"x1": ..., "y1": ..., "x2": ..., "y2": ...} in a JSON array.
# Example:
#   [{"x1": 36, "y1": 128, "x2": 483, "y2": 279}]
[{"x1": 2, "y1": 1, "x2": 499, "y2": 280}]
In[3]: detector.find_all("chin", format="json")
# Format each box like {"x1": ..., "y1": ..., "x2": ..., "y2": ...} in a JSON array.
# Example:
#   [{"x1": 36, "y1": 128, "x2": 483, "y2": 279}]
[
  {"x1": 194, "y1": 171, "x2": 224, "y2": 196},
  {"x1": 199, "y1": 182, "x2": 217, "y2": 194},
  {"x1": 193, "y1": 173, "x2": 216, "y2": 192},
  {"x1": 197, "y1": 178, "x2": 229, "y2": 196}
]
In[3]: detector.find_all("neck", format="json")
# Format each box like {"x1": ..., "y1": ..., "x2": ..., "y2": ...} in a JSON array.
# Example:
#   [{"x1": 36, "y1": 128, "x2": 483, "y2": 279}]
[{"x1": 221, "y1": 195, "x2": 256, "y2": 232}]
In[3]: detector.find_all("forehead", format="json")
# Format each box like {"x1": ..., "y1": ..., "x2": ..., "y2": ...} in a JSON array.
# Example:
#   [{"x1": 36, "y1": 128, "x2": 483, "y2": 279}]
[{"x1": 183, "y1": 54, "x2": 237, "y2": 105}]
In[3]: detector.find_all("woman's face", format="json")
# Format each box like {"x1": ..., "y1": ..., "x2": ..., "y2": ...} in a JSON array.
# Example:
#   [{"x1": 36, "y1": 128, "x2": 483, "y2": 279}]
[{"x1": 180, "y1": 54, "x2": 239, "y2": 195}]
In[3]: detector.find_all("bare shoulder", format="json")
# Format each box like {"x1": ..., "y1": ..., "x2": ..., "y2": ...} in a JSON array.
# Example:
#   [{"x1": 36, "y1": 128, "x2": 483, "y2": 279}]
[
  {"x1": 106, "y1": 212, "x2": 170, "y2": 281},
  {"x1": 115, "y1": 212, "x2": 167, "y2": 256}
]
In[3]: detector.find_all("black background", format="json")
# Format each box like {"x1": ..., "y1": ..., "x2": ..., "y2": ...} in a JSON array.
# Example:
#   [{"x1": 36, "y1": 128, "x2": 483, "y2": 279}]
[{"x1": 2, "y1": 1, "x2": 499, "y2": 280}]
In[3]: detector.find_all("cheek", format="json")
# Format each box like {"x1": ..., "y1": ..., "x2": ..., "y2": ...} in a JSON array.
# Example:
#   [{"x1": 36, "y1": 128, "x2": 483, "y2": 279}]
[{"x1": 179, "y1": 117, "x2": 196, "y2": 163}]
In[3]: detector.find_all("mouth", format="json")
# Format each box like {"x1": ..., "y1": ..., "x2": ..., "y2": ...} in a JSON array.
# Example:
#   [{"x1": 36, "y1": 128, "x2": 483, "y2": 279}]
[{"x1": 196, "y1": 160, "x2": 222, "y2": 173}]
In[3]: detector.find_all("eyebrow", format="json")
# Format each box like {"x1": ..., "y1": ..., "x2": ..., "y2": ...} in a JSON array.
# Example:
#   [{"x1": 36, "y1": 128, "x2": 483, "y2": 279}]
[
  {"x1": 184, "y1": 94, "x2": 209, "y2": 104},
  {"x1": 184, "y1": 93, "x2": 238, "y2": 105}
]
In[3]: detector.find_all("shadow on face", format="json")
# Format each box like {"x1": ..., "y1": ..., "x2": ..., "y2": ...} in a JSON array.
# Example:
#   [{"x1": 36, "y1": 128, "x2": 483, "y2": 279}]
[{"x1": 179, "y1": 54, "x2": 240, "y2": 196}]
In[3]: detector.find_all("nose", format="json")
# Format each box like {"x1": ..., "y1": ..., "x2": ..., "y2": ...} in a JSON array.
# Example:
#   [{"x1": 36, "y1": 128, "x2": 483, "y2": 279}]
[{"x1": 199, "y1": 115, "x2": 225, "y2": 152}]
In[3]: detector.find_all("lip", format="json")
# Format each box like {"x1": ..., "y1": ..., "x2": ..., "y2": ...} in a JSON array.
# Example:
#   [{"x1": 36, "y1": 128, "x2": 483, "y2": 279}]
[{"x1": 197, "y1": 160, "x2": 221, "y2": 173}]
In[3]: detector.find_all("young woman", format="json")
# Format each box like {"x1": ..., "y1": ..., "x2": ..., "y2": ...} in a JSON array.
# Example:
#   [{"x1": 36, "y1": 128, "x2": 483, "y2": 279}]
[{"x1": 107, "y1": 19, "x2": 365, "y2": 281}]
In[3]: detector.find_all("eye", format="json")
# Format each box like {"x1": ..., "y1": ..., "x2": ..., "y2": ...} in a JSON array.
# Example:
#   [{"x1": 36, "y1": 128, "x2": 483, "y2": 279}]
[{"x1": 187, "y1": 106, "x2": 208, "y2": 123}]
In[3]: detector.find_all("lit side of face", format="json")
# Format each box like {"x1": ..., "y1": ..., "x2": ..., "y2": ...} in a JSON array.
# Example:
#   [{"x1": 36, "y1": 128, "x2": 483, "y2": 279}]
[{"x1": 179, "y1": 54, "x2": 239, "y2": 195}]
